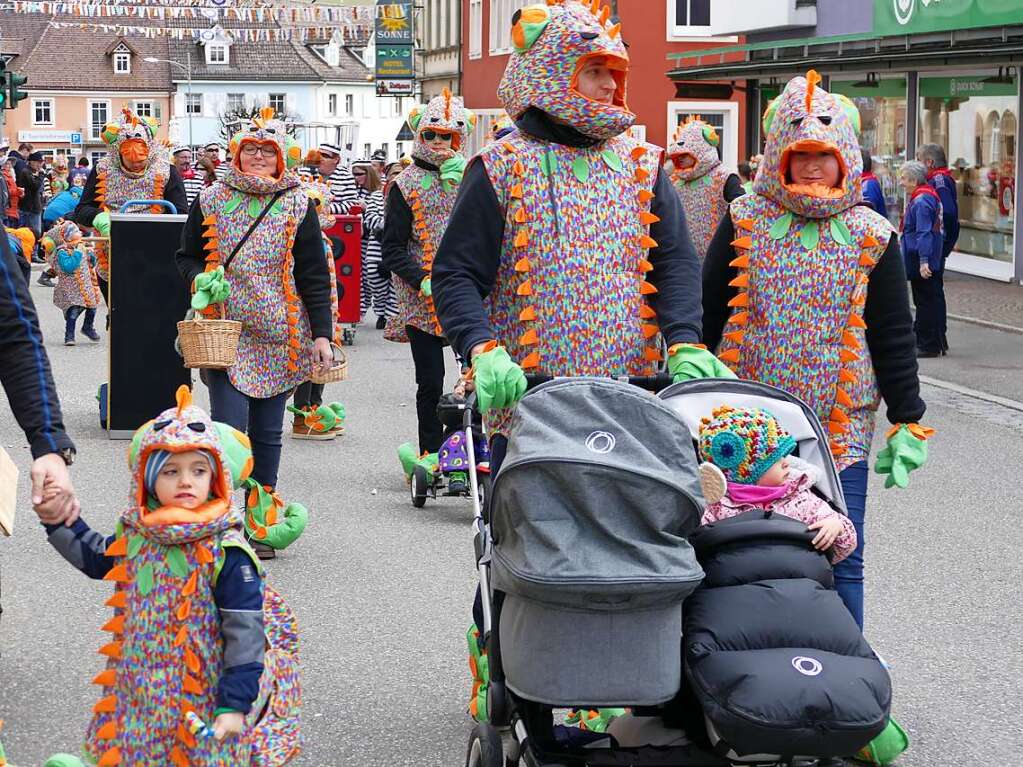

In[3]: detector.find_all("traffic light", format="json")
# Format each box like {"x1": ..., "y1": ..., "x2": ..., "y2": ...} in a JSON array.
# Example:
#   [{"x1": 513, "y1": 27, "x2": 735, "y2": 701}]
[
  {"x1": 6, "y1": 69, "x2": 28, "y2": 110},
  {"x1": 0, "y1": 59, "x2": 6, "y2": 108}
]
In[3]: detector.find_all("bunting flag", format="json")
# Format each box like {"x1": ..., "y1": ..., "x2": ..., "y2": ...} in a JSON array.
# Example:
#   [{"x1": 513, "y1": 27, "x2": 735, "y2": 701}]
[{"x1": 38, "y1": 18, "x2": 371, "y2": 42}]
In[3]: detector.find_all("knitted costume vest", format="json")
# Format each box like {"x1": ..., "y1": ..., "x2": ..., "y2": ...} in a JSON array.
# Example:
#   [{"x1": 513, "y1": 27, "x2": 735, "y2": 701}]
[
  {"x1": 671, "y1": 163, "x2": 731, "y2": 260},
  {"x1": 198, "y1": 182, "x2": 313, "y2": 398},
  {"x1": 718, "y1": 195, "x2": 894, "y2": 468},
  {"x1": 479, "y1": 133, "x2": 663, "y2": 436},
  {"x1": 386, "y1": 164, "x2": 459, "y2": 341}
]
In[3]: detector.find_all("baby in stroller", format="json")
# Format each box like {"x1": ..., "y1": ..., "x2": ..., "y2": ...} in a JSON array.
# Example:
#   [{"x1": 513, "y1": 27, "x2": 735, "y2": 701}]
[{"x1": 696, "y1": 405, "x2": 856, "y2": 563}]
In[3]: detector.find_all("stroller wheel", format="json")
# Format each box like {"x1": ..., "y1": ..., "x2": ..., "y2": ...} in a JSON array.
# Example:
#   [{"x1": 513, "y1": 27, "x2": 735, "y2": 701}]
[
  {"x1": 465, "y1": 723, "x2": 503, "y2": 767},
  {"x1": 476, "y1": 473, "x2": 491, "y2": 509},
  {"x1": 411, "y1": 465, "x2": 430, "y2": 508}
]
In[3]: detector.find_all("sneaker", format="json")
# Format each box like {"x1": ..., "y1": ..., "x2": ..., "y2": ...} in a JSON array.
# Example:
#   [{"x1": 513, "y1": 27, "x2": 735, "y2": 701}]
[
  {"x1": 64, "y1": 335, "x2": 75, "y2": 346},
  {"x1": 375, "y1": 315, "x2": 387, "y2": 330},
  {"x1": 37, "y1": 274, "x2": 55, "y2": 287},
  {"x1": 290, "y1": 411, "x2": 336, "y2": 441},
  {"x1": 82, "y1": 327, "x2": 100, "y2": 342}
]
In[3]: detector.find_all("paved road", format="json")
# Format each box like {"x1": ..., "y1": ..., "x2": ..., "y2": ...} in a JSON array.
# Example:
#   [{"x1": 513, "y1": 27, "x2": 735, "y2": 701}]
[{"x1": 1, "y1": 278, "x2": 1021, "y2": 766}]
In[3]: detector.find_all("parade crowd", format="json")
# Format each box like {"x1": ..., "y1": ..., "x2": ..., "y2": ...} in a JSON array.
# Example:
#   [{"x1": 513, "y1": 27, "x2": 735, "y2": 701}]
[{"x1": 0, "y1": 1, "x2": 959, "y2": 764}]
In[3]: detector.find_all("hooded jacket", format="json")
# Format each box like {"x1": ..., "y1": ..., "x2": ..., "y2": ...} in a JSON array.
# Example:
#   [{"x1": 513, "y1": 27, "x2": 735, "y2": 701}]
[
  {"x1": 434, "y1": 1, "x2": 701, "y2": 388},
  {"x1": 702, "y1": 72, "x2": 924, "y2": 469}
]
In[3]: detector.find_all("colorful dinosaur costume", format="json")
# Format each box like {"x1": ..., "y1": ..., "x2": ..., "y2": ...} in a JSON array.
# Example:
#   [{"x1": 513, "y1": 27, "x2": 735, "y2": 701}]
[
  {"x1": 194, "y1": 108, "x2": 317, "y2": 397},
  {"x1": 704, "y1": 71, "x2": 929, "y2": 470},
  {"x1": 43, "y1": 386, "x2": 302, "y2": 766},
  {"x1": 40, "y1": 221, "x2": 101, "y2": 314},
  {"x1": 666, "y1": 116, "x2": 743, "y2": 259},
  {"x1": 383, "y1": 88, "x2": 475, "y2": 343},
  {"x1": 434, "y1": 0, "x2": 707, "y2": 438},
  {"x1": 88, "y1": 109, "x2": 176, "y2": 280}
]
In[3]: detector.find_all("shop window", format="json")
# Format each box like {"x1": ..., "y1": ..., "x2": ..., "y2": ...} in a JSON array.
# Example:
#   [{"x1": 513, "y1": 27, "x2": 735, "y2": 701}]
[{"x1": 919, "y1": 72, "x2": 1017, "y2": 266}]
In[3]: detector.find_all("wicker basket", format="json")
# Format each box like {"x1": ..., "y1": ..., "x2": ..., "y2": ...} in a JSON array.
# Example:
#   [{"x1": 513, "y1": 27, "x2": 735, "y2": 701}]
[
  {"x1": 177, "y1": 309, "x2": 242, "y2": 370},
  {"x1": 309, "y1": 343, "x2": 348, "y2": 384}
]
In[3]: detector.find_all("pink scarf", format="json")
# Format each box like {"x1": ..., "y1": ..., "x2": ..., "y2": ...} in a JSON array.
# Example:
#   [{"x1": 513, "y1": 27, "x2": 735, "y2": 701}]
[{"x1": 725, "y1": 481, "x2": 790, "y2": 505}]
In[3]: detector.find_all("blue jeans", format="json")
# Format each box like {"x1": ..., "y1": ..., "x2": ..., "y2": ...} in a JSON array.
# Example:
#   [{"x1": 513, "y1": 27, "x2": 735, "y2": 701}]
[
  {"x1": 834, "y1": 460, "x2": 869, "y2": 629},
  {"x1": 64, "y1": 305, "x2": 96, "y2": 340},
  {"x1": 206, "y1": 370, "x2": 291, "y2": 489},
  {"x1": 18, "y1": 211, "x2": 41, "y2": 236}
]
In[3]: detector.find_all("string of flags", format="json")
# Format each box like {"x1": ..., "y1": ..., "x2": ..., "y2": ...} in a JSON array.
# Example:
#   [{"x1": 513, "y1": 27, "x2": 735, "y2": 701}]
[
  {"x1": 40, "y1": 19, "x2": 370, "y2": 42},
  {"x1": 7, "y1": 0, "x2": 375, "y2": 25}
]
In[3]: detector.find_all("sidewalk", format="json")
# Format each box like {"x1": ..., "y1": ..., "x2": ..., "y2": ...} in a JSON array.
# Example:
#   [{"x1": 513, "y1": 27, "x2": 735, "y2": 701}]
[{"x1": 944, "y1": 271, "x2": 1023, "y2": 331}]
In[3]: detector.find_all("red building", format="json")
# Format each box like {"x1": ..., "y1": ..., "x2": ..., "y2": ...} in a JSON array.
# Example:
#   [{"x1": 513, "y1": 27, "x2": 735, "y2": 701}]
[{"x1": 460, "y1": 0, "x2": 747, "y2": 166}]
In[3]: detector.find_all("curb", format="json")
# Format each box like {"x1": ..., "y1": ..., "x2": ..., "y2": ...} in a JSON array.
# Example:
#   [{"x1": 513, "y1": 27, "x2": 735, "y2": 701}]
[
  {"x1": 919, "y1": 374, "x2": 1023, "y2": 414},
  {"x1": 947, "y1": 313, "x2": 1023, "y2": 336}
]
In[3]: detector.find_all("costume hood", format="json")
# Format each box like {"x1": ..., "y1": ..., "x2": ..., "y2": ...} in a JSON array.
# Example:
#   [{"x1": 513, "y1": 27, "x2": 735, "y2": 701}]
[
  {"x1": 302, "y1": 176, "x2": 336, "y2": 231},
  {"x1": 122, "y1": 386, "x2": 251, "y2": 542},
  {"x1": 667, "y1": 116, "x2": 722, "y2": 181},
  {"x1": 101, "y1": 108, "x2": 169, "y2": 177},
  {"x1": 407, "y1": 88, "x2": 476, "y2": 167},
  {"x1": 227, "y1": 107, "x2": 302, "y2": 184},
  {"x1": 498, "y1": 0, "x2": 634, "y2": 140},
  {"x1": 753, "y1": 70, "x2": 864, "y2": 219}
]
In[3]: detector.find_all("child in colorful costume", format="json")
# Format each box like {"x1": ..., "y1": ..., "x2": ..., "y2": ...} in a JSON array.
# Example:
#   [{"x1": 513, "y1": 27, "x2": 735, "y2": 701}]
[
  {"x1": 430, "y1": 0, "x2": 729, "y2": 721},
  {"x1": 666, "y1": 116, "x2": 744, "y2": 260},
  {"x1": 73, "y1": 109, "x2": 187, "y2": 291},
  {"x1": 702, "y1": 71, "x2": 931, "y2": 629},
  {"x1": 288, "y1": 177, "x2": 347, "y2": 441},
  {"x1": 381, "y1": 89, "x2": 475, "y2": 464},
  {"x1": 37, "y1": 385, "x2": 302, "y2": 766},
  {"x1": 40, "y1": 221, "x2": 101, "y2": 345},
  {"x1": 176, "y1": 108, "x2": 331, "y2": 558}
]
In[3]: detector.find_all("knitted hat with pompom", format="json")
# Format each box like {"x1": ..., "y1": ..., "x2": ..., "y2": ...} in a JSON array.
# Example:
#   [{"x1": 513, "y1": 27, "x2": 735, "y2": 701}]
[{"x1": 698, "y1": 405, "x2": 796, "y2": 485}]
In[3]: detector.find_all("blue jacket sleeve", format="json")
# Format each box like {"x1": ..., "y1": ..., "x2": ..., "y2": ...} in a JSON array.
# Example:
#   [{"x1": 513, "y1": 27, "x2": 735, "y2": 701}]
[
  {"x1": 932, "y1": 177, "x2": 960, "y2": 256},
  {"x1": 914, "y1": 197, "x2": 943, "y2": 272},
  {"x1": 44, "y1": 518, "x2": 115, "y2": 580},
  {"x1": 213, "y1": 546, "x2": 265, "y2": 714},
  {"x1": 863, "y1": 179, "x2": 886, "y2": 216}
]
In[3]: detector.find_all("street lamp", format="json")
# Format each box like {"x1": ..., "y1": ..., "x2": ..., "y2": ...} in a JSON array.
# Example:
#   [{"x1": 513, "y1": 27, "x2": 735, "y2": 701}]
[{"x1": 144, "y1": 51, "x2": 193, "y2": 148}]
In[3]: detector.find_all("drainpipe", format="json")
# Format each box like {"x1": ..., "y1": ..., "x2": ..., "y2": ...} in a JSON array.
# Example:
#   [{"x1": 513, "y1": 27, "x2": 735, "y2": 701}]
[
  {"x1": 1015, "y1": 75, "x2": 1023, "y2": 285},
  {"x1": 905, "y1": 71, "x2": 918, "y2": 165}
]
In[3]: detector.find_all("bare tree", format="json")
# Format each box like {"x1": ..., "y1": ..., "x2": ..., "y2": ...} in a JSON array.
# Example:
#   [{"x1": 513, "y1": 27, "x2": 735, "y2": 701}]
[{"x1": 218, "y1": 105, "x2": 300, "y2": 143}]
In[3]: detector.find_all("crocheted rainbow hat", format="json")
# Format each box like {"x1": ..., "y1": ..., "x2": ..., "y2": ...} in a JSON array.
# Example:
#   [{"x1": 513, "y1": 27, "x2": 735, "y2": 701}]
[{"x1": 698, "y1": 405, "x2": 796, "y2": 485}]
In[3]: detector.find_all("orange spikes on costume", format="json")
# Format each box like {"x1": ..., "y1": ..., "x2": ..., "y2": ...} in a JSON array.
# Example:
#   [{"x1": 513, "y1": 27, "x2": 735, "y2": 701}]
[
  {"x1": 94, "y1": 695, "x2": 117, "y2": 713},
  {"x1": 736, "y1": 219, "x2": 755, "y2": 231},
  {"x1": 99, "y1": 642, "x2": 122, "y2": 659},
  {"x1": 836, "y1": 388, "x2": 854, "y2": 408},
  {"x1": 176, "y1": 599, "x2": 192, "y2": 621},
  {"x1": 847, "y1": 313, "x2": 867, "y2": 329},
  {"x1": 104, "y1": 537, "x2": 128, "y2": 557},
  {"x1": 513, "y1": 160, "x2": 525, "y2": 176},
  {"x1": 173, "y1": 625, "x2": 188, "y2": 647},
  {"x1": 202, "y1": 214, "x2": 216, "y2": 227},
  {"x1": 589, "y1": 0, "x2": 599, "y2": 14},
  {"x1": 177, "y1": 722, "x2": 198, "y2": 750},
  {"x1": 730, "y1": 236, "x2": 753, "y2": 250},
  {"x1": 839, "y1": 368, "x2": 858, "y2": 385},
  {"x1": 510, "y1": 183, "x2": 524, "y2": 199},
  {"x1": 718, "y1": 348, "x2": 741, "y2": 364},
  {"x1": 730, "y1": 311, "x2": 749, "y2": 326},
  {"x1": 639, "y1": 304, "x2": 656, "y2": 319},
  {"x1": 859, "y1": 252, "x2": 877, "y2": 267},
  {"x1": 519, "y1": 306, "x2": 537, "y2": 322},
  {"x1": 861, "y1": 235, "x2": 880, "y2": 248},
  {"x1": 830, "y1": 441, "x2": 848, "y2": 457},
  {"x1": 727, "y1": 292, "x2": 748, "y2": 308},
  {"x1": 728, "y1": 273, "x2": 749, "y2": 289},
  {"x1": 828, "y1": 421, "x2": 848, "y2": 436},
  {"x1": 184, "y1": 645, "x2": 201, "y2": 675},
  {"x1": 101, "y1": 615, "x2": 125, "y2": 634},
  {"x1": 514, "y1": 207, "x2": 528, "y2": 224},
  {"x1": 514, "y1": 257, "x2": 530, "y2": 272},
  {"x1": 638, "y1": 258, "x2": 654, "y2": 273},
  {"x1": 608, "y1": 22, "x2": 621, "y2": 38},
  {"x1": 519, "y1": 329, "x2": 539, "y2": 345},
  {"x1": 638, "y1": 189, "x2": 654, "y2": 203},
  {"x1": 639, "y1": 234, "x2": 658, "y2": 249},
  {"x1": 639, "y1": 280, "x2": 658, "y2": 295},
  {"x1": 631, "y1": 147, "x2": 646, "y2": 162},
  {"x1": 723, "y1": 330, "x2": 745, "y2": 344},
  {"x1": 96, "y1": 721, "x2": 118, "y2": 740},
  {"x1": 644, "y1": 347, "x2": 663, "y2": 362},
  {"x1": 516, "y1": 281, "x2": 532, "y2": 296},
  {"x1": 641, "y1": 323, "x2": 660, "y2": 339},
  {"x1": 182, "y1": 569, "x2": 198, "y2": 597},
  {"x1": 105, "y1": 591, "x2": 127, "y2": 609},
  {"x1": 841, "y1": 331, "x2": 861, "y2": 349},
  {"x1": 175, "y1": 384, "x2": 193, "y2": 416},
  {"x1": 102, "y1": 564, "x2": 130, "y2": 583},
  {"x1": 830, "y1": 407, "x2": 850, "y2": 424},
  {"x1": 97, "y1": 746, "x2": 121, "y2": 766},
  {"x1": 93, "y1": 669, "x2": 117, "y2": 687},
  {"x1": 639, "y1": 211, "x2": 660, "y2": 225},
  {"x1": 635, "y1": 167, "x2": 650, "y2": 182},
  {"x1": 514, "y1": 230, "x2": 529, "y2": 248},
  {"x1": 259, "y1": 106, "x2": 276, "y2": 122},
  {"x1": 442, "y1": 87, "x2": 453, "y2": 120},
  {"x1": 729, "y1": 254, "x2": 750, "y2": 269},
  {"x1": 182, "y1": 674, "x2": 203, "y2": 695},
  {"x1": 839, "y1": 349, "x2": 860, "y2": 363},
  {"x1": 600, "y1": 5, "x2": 611, "y2": 25},
  {"x1": 805, "y1": 69, "x2": 822, "y2": 112},
  {"x1": 521, "y1": 351, "x2": 541, "y2": 369},
  {"x1": 169, "y1": 746, "x2": 189, "y2": 767}
]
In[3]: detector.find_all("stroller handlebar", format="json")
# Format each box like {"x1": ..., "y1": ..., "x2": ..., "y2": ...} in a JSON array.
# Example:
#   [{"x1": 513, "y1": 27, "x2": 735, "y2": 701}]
[{"x1": 523, "y1": 373, "x2": 674, "y2": 393}]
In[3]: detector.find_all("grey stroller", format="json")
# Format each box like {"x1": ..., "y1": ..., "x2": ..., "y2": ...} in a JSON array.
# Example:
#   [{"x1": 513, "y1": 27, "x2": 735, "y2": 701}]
[{"x1": 466, "y1": 377, "x2": 893, "y2": 767}]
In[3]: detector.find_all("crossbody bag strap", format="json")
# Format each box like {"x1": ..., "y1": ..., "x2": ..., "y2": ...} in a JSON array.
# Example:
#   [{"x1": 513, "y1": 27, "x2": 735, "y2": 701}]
[{"x1": 223, "y1": 189, "x2": 287, "y2": 271}]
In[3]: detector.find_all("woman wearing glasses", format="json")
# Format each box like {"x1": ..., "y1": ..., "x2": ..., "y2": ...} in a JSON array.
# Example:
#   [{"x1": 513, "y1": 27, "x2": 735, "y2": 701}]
[
  {"x1": 381, "y1": 89, "x2": 476, "y2": 468},
  {"x1": 351, "y1": 159, "x2": 395, "y2": 329},
  {"x1": 176, "y1": 108, "x2": 334, "y2": 558}
]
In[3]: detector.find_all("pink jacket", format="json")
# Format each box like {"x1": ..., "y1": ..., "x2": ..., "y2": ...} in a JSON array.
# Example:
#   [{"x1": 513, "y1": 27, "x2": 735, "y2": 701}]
[{"x1": 702, "y1": 472, "x2": 857, "y2": 564}]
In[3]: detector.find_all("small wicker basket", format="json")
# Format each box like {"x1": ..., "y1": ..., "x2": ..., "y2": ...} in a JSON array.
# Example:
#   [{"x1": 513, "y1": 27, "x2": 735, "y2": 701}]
[
  {"x1": 309, "y1": 343, "x2": 348, "y2": 384},
  {"x1": 177, "y1": 307, "x2": 242, "y2": 370}
]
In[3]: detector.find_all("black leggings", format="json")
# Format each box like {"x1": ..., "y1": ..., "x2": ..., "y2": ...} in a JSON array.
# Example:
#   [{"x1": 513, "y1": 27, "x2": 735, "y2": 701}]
[{"x1": 406, "y1": 324, "x2": 448, "y2": 454}]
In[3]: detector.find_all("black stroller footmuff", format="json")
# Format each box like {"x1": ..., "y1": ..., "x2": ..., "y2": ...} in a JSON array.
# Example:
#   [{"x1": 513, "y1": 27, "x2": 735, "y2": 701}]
[{"x1": 685, "y1": 511, "x2": 891, "y2": 760}]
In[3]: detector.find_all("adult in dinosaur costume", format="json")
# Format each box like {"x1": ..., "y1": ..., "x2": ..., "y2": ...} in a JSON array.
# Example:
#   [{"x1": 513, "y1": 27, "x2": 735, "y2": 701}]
[
  {"x1": 381, "y1": 89, "x2": 475, "y2": 463},
  {"x1": 666, "y1": 116, "x2": 744, "y2": 260},
  {"x1": 73, "y1": 108, "x2": 187, "y2": 295},
  {"x1": 432, "y1": 0, "x2": 731, "y2": 724},
  {"x1": 702, "y1": 71, "x2": 931, "y2": 628}
]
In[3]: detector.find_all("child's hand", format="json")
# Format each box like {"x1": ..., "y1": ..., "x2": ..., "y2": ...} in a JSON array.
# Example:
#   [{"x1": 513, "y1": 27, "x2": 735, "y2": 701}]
[
  {"x1": 212, "y1": 711, "x2": 245, "y2": 741},
  {"x1": 808, "y1": 515, "x2": 845, "y2": 551}
]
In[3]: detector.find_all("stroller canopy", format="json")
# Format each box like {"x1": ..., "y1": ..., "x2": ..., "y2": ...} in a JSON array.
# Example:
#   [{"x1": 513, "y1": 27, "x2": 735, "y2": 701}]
[{"x1": 491, "y1": 378, "x2": 704, "y2": 609}]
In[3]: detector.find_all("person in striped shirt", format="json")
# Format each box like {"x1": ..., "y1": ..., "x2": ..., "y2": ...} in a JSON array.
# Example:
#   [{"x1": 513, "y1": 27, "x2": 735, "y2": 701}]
[
  {"x1": 172, "y1": 146, "x2": 205, "y2": 210},
  {"x1": 298, "y1": 142, "x2": 358, "y2": 215}
]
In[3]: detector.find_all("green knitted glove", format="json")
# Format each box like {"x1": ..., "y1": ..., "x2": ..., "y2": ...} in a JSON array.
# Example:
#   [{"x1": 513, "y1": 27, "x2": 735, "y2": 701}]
[
  {"x1": 92, "y1": 210, "x2": 111, "y2": 238},
  {"x1": 472, "y1": 342, "x2": 527, "y2": 413},
  {"x1": 440, "y1": 154, "x2": 467, "y2": 188},
  {"x1": 44, "y1": 756, "x2": 87, "y2": 767},
  {"x1": 666, "y1": 343, "x2": 737, "y2": 383},
  {"x1": 874, "y1": 424, "x2": 933, "y2": 489},
  {"x1": 855, "y1": 717, "x2": 910, "y2": 765},
  {"x1": 420, "y1": 276, "x2": 432, "y2": 297},
  {"x1": 191, "y1": 266, "x2": 231, "y2": 311},
  {"x1": 566, "y1": 708, "x2": 628, "y2": 733}
]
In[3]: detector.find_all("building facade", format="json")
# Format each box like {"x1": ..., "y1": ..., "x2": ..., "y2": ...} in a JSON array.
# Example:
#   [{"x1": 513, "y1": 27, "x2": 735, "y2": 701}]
[
  {"x1": 460, "y1": 0, "x2": 747, "y2": 161},
  {"x1": 670, "y1": 0, "x2": 1023, "y2": 284},
  {"x1": 1, "y1": 12, "x2": 172, "y2": 164},
  {"x1": 420, "y1": 0, "x2": 462, "y2": 100}
]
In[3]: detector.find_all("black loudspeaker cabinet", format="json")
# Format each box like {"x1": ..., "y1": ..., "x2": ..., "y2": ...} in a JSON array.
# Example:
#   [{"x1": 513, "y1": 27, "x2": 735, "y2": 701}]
[{"x1": 106, "y1": 212, "x2": 191, "y2": 438}]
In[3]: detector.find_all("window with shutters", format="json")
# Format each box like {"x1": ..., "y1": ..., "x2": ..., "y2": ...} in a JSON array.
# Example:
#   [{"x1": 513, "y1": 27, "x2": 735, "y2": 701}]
[{"x1": 469, "y1": 0, "x2": 482, "y2": 59}]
